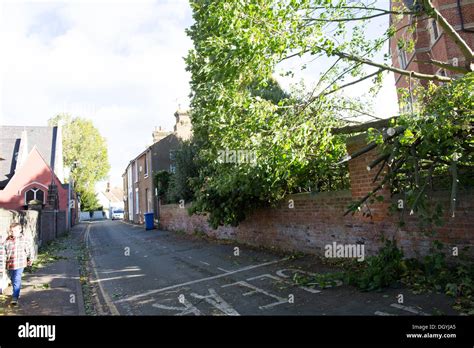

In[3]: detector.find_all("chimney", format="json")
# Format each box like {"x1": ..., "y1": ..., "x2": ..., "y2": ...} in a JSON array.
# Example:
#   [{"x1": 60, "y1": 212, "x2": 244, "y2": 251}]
[
  {"x1": 174, "y1": 110, "x2": 192, "y2": 140},
  {"x1": 152, "y1": 126, "x2": 171, "y2": 143},
  {"x1": 106, "y1": 182, "x2": 111, "y2": 192}
]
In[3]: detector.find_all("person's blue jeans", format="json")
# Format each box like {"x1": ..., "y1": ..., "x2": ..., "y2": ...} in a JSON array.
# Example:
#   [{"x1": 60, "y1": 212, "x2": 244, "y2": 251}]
[{"x1": 8, "y1": 268, "x2": 24, "y2": 300}]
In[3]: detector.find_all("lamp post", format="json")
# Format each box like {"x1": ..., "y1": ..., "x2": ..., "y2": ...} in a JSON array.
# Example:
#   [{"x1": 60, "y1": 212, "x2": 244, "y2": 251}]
[{"x1": 67, "y1": 160, "x2": 80, "y2": 229}]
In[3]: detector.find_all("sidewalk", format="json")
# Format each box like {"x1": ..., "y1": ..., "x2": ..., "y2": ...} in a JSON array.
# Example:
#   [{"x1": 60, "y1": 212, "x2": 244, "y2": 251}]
[{"x1": 0, "y1": 224, "x2": 87, "y2": 316}]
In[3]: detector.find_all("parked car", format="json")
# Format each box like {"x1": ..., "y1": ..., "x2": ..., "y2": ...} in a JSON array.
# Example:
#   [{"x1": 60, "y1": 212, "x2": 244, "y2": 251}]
[{"x1": 111, "y1": 210, "x2": 124, "y2": 220}]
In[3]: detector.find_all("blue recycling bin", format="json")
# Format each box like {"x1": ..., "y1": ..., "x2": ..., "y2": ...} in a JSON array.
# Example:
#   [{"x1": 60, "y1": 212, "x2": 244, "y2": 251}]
[{"x1": 144, "y1": 212, "x2": 154, "y2": 230}]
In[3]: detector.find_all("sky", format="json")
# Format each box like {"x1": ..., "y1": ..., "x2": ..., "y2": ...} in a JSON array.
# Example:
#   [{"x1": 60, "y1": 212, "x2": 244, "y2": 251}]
[{"x1": 0, "y1": 0, "x2": 398, "y2": 191}]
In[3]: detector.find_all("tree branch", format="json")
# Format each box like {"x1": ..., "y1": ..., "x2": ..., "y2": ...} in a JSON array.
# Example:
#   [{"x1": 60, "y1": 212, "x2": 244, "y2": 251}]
[
  {"x1": 320, "y1": 69, "x2": 384, "y2": 98},
  {"x1": 319, "y1": 47, "x2": 453, "y2": 82},
  {"x1": 413, "y1": 59, "x2": 470, "y2": 74},
  {"x1": 308, "y1": 6, "x2": 417, "y2": 16},
  {"x1": 303, "y1": 12, "x2": 390, "y2": 22}
]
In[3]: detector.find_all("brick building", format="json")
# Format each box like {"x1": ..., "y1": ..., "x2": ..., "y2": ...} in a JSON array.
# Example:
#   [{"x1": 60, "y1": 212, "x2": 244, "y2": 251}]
[
  {"x1": 123, "y1": 110, "x2": 192, "y2": 224},
  {"x1": 0, "y1": 126, "x2": 77, "y2": 229},
  {"x1": 390, "y1": 0, "x2": 473, "y2": 104}
]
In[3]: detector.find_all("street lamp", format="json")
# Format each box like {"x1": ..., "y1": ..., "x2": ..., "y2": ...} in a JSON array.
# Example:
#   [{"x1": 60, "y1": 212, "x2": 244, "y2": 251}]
[{"x1": 67, "y1": 160, "x2": 80, "y2": 229}]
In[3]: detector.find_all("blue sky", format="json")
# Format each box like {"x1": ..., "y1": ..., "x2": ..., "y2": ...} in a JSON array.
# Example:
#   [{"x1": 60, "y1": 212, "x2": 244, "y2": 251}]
[{"x1": 0, "y1": 0, "x2": 398, "y2": 190}]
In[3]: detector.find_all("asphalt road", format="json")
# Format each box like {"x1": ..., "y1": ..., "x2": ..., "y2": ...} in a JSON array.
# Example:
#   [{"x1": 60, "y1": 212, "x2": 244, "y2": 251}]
[{"x1": 84, "y1": 220, "x2": 458, "y2": 316}]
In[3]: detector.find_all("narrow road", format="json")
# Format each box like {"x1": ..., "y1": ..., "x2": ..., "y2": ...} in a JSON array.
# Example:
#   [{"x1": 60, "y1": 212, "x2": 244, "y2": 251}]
[{"x1": 84, "y1": 220, "x2": 457, "y2": 316}]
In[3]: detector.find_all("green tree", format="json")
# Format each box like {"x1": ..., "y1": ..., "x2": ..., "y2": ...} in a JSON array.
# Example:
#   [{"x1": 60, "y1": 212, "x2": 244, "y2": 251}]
[
  {"x1": 167, "y1": 139, "x2": 200, "y2": 204},
  {"x1": 48, "y1": 114, "x2": 110, "y2": 211},
  {"x1": 154, "y1": 170, "x2": 171, "y2": 203},
  {"x1": 185, "y1": 0, "x2": 472, "y2": 228},
  {"x1": 79, "y1": 190, "x2": 100, "y2": 212}
]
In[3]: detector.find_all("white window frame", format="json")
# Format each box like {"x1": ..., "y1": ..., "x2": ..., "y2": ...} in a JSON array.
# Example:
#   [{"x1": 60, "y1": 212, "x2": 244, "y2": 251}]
[
  {"x1": 135, "y1": 188, "x2": 139, "y2": 214},
  {"x1": 24, "y1": 187, "x2": 45, "y2": 204},
  {"x1": 428, "y1": 18, "x2": 441, "y2": 45},
  {"x1": 397, "y1": 47, "x2": 408, "y2": 69},
  {"x1": 134, "y1": 161, "x2": 138, "y2": 183},
  {"x1": 144, "y1": 153, "x2": 149, "y2": 178}
]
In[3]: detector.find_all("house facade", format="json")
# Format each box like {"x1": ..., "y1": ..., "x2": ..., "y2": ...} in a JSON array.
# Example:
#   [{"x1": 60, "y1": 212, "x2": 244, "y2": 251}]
[
  {"x1": 0, "y1": 126, "x2": 75, "y2": 228},
  {"x1": 97, "y1": 184, "x2": 125, "y2": 219},
  {"x1": 390, "y1": 0, "x2": 474, "y2": 96},
  {"x1": 123, "y1": 110, "x2": 192, "y2": 224}
]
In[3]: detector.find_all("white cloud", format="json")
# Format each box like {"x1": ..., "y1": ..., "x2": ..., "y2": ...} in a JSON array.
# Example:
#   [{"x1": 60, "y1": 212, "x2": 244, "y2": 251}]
[
  {"x1": 0, "y1": 0, "x2": 193, "y2": 187},
  {"x1": 0, "y1": 0, "x2": 399, "y2": 189}
]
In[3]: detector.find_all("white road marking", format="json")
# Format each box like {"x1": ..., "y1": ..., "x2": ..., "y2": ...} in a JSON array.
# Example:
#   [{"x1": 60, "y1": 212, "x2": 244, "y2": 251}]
[
  {"x1": 247, "y1": 273, "x2": 322, "y2": 294},
  {"x1": 200, "y1": 261, "x2": 211, "y2": 266},
  {"x1": 190, "y1": 288, "x2": 240, "y2": 316},
  {"x1": 222, "y1": 281, "x2": 287, "y2": 310},
  {"x1": 276, "y1": 268, "x2": 319, "y2": 278},
  {"x1": 152, "y1": 299, "x2": 202, "y2": 316},
  {"x1": 116, "y1": 257, "x2": 289, "y2": 303},
  {"x1": 390, "y1": 303, "x2": 430, "y2": 316},
  {"x1": 375, "y1": 311, "x2": 395, "y2": 316},
  {"x1": 85, "y1": 224, "x2": 121, "y2": 315},
  {"x1": 218, "y1": 267, "x2": 231, "y2": 273},
  {"x1": 89, "y1": 274, "x2": 146, "y2": 283},
  {"x1": 100, "y1": 268, "x2": 142, "y2": 274}
]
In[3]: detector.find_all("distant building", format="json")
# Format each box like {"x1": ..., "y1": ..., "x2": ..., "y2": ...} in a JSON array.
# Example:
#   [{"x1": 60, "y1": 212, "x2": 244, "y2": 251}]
[
  {"x1": 122, "y1": 110, "x2": 192, "y2": 224},
  {"x1": 97, "y1": 183, "x2": 125, "y2": 219},
  {"x1": 390, "y1": 0, "x2": 474, "y2": 109}
]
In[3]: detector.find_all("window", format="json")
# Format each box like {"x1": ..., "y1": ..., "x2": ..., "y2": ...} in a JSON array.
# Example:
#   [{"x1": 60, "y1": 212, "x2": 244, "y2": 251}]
[
  {"x1": 25, "y1": 187, "x2": 45, "y2": 204},
  {"x1": 145, "y1": 188, "x2": 152, "y2": 213},
  {"x1": 428, "y1": 19, "x2": 441, "y2": 45},
  {"x1": 134, "y1": 161, "x2": 138, "y2": 183},
  {"x1": 397, "y1": 47, "x2": 408, "y2": 69},
  {"x1": 169, "y1": 150, "x2": 176, "y2": 173},
  {"x1": 144, "y1": 153, "x2": 149, "y2": 177},
  {"x1": 128, "y1": 168, "x2": 132, "y2": 188},
  {"x1": 436, "y1": 68, "x2": 448, "y2": 85},
  {"x1": 135, "y1": 188, "x2": 139, "y2": 214}
]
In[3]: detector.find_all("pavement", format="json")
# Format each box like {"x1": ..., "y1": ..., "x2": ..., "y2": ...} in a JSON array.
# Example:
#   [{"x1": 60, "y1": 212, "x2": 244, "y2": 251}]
[
  {"x1": 84, "y1": 220, "x2": 459, "y2": 316},
  {"x1": 0, "y1": 224, "x2": 86, "y2": 316}
]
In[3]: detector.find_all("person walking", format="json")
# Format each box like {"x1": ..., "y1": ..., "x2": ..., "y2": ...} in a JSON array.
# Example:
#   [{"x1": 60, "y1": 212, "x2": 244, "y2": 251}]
[{"x1": 3, "y1": 222, "x2": 33, "y2": 306}]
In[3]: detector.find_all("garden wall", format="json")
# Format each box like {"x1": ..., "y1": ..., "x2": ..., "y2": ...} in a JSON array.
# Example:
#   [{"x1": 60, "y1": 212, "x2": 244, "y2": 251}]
[{"x1": 159, "y1": 135, "x2": 474, "y2": 259}]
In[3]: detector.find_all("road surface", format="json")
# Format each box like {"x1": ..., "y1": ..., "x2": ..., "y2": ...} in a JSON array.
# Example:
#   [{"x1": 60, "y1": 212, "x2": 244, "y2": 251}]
[{"x1": 83, "y1": 220, "x2": 457, "y2": 316}]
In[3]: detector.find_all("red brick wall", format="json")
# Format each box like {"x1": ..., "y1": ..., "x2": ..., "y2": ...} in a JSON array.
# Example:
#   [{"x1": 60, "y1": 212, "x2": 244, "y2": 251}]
[
  {"x1": 390, "y1": 0, "x2": 474, "y2": 92},
  {"x1": 159, "y1": 136, "x2": 474, "y2": 259}
]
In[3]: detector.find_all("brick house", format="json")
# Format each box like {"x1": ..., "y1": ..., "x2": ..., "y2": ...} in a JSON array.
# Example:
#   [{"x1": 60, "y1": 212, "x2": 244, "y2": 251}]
[
  {"x1": 0, "y1": 125, "x2": 76, "y2": 229},
  {"x1": 390, "y1": 0, "x2": 473, "y2": 104},
  {"x1": 123, "y1": 110, "x2": 192, "y2": 224}
]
